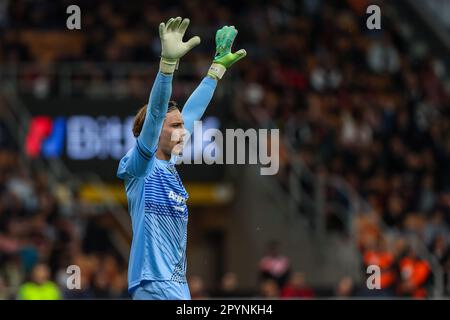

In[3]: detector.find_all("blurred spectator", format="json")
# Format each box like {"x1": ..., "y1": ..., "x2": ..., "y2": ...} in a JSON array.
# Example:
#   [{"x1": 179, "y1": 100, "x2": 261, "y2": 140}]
[
  {"x1": 259, "y1": 241, "x2": 291, "y2": 288},
  {"x1": 0, "y1": 274, "x2": 9, "y2": 299},
  {"x1": 259, "y1": 279, "x2": 280, "y2": 299},
  {"x1": 335, "y1": 276, "x2": 355, "y2": 298},
  {"x1": 361, "y1": 237, "x2": 397, "y2": 296},
  {"x1": 367, "y1": 34, "x2": 400, "y2": 74},
  {"x1": 189, "y1": 275, "x2": 208, "y2": 299},
  {"x1": 109, "y1": 272, "x2": 128, "y2": 299},
  {"x1": 215, "y1": 272, "x2": 239, "y2": 298},
  {"x1": 0, "y1": 142, "x2": 128, "y2": 299},
  {"x1": 424, "y1": 211, "x2": 449, "y2": 246},
  {"x1": 17, "y1": 263, "x2": 61, "y2": 300},
  {"x1": 445, "y1": 256, "x2": 450, "y2": 296},
  {"x1": 429, "y1": 234, "x2": 450, "y2": 295},
  {"x1": 59, "y1": 266, "x2": 94, "y2": 300},
  {"x1": 429, "y1": 235, "x2": 449, "y2": 266},
  {"x1": 398, "y1": 248, "x2": 432, "y2": 298},
  {"x1": 280, "y1": 272, "x2": 315, "y2": 298},
  {"x1": 92, "y1": 271, "x2": 112, "y2": 299}
]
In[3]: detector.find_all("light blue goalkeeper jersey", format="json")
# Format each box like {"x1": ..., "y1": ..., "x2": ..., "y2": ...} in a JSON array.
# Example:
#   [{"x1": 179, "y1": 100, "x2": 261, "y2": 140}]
[{"x1": 117, "y1": 71, "x2": 217, "y2": 293}]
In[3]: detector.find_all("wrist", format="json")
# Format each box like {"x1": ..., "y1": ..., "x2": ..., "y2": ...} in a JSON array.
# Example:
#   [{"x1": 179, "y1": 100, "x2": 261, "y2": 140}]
[
  {"x1": 207, "y1": 62, "x2": 226, "y2": 80},
  {"x1": 160, "y1": 57, "x2": 179, "y2": 74}
]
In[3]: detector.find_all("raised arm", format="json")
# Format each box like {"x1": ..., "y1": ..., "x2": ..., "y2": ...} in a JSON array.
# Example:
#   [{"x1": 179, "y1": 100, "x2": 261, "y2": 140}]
[
  {"x1": 117, "y1": 71, "x2": 173, "y2": 179},
  {"x1": 182, "y1": 76, "x2": 217, "y2": 134},
  {"x1": 182, "y1": 25, "x2": 247, "y2": 134},
  {"x1": 139, "y1": 72, "x2": 172, "y2": 153},
  {"x1": 117, "y1": 17, "x2": 200, "y2": 179}
]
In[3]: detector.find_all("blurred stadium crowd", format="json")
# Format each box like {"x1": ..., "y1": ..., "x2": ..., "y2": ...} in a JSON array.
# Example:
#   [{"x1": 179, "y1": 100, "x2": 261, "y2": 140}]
[
  {"x1": 0, "y1": 0, "x2": 449, "y2": 298},
  {"x1": 0, "y1": 125, "x2": 129, "y2": 299}
]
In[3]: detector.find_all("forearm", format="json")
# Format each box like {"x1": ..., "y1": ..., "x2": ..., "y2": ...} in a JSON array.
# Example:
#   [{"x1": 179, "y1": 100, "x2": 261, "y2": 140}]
[
  {"x1": 138, "y1": 71, "x2": 173, "y2": 154},
  {"x1": 182, "y1": 76, "x2": 218, "y2": 133}
]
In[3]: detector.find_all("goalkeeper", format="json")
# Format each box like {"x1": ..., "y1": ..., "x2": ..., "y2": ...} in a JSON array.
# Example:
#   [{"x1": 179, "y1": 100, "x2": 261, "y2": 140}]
[{"x1": 117, "y1": 17, "x2": 246, "y2": 300}]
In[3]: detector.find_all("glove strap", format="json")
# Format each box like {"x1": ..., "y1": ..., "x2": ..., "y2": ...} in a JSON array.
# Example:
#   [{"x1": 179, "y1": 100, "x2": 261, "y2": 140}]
[
  {"x1": 160, "y1": 57, "x2": 178, "y2": 74},
  {"x1": 207, "y1": 63, "x2": 226, "y2": 80}
]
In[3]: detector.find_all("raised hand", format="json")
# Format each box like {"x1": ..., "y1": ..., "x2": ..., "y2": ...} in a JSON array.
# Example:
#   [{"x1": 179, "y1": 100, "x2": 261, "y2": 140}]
[
  {"x1": 208, "y1": 26, "x2": 247, "y2": 80},
  {"x1": 159, "y1": 17, "x2": 201, "y2": 74}
]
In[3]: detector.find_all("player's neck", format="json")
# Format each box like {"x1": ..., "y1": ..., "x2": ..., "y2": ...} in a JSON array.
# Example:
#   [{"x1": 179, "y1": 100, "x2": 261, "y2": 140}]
[{"x1": 156, "y1": 149, "x2": 171, "y2": 161}]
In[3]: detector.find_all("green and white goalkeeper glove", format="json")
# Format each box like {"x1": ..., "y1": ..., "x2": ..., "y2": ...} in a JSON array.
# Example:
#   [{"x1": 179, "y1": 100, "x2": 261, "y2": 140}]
[
  {"x1": 159, "y1": 17, "x2": 201, "y2": 74},
  {"x1": 208, "y1": 26, "x2": 247, "y2": 80}
]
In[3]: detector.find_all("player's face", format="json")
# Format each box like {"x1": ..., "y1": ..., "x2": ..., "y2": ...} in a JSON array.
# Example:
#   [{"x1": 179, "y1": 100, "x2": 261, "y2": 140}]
[{"x1": 159, "y1": 109, "x2": 185, "y2": 157}]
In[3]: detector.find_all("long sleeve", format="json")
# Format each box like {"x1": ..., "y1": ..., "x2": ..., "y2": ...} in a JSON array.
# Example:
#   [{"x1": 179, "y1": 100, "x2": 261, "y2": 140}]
[
  {"x1": 139, "y1": 71, "x2": 173, "y2": 153},
  {"x1": 182, "y1": 76, "x2": 218, "y2": 134},
  {"x1": 117, "y1": 71, "x2": 173, "y2": 179}
]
